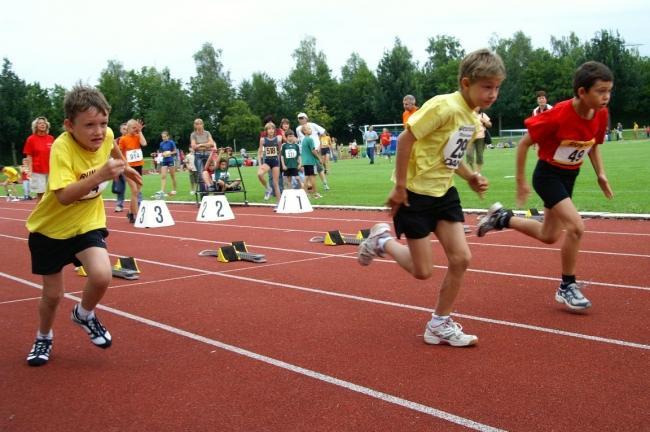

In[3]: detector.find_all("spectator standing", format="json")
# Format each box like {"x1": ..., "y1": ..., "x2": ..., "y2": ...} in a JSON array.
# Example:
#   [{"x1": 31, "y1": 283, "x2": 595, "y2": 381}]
[
  {"x1": 156, "y1": 131, "x2": 178, "y2": 197},
  {"x1": 380, "y1": 128, "x2": 392, "y2": 161},
  {"x1": 296, "y1": 113, "x2": 329, "y2": 190},
  {"x1": 22, "y1": 116, "x2": 54, "y2": 201},
  {"x1": 402, "y1": 95, "x2": 418, "y2": 126},
  {"x1": 118, "y1": 119, "x2": 147, "y2": 223},
  {"x1": 20, "y1": 158, "x2": 32, "y2": 200},
  {"x1": 532, "y1": 90, "x2": 553, "y2": 116},
  {"x1": 190, "y1": 118, "x2": 216, "y2": 190},
  {"x1": 363, "y1": 125, "x2": 378, "y2": 164},
  {"x1": 466, "y1": 108, "x2": 492, "y2": 174}
]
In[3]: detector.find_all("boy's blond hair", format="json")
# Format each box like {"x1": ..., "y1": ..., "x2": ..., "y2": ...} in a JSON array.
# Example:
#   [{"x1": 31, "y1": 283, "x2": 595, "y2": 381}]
[
  {"x1": 458, "y1": 49, "x2": 506, "y2": 86},
  {"x1": 64, "y1": 85, "x2": 111, "y2": 122}
]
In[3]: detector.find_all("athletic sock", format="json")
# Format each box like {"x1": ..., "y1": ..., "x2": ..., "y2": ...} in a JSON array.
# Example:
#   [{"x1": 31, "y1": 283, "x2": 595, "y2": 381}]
[
  {"x1": 498, "y1": 209, "x2": 514, "y2": 229},
  {"x1": 429, "y1": 314, "x2": 449, "y2": 328},
  {"x1": 560, "y1": 275, "x2": 576, "y2": 289},
  {"x1": 377, "y1": 236, "x2": 393, "y2": 253},
  {"x1": 37, "y1": 329, "x2": 53, "y2": 340},
  {"x1": 76, "y1": 303, "x2": 93, "y2": 320}
]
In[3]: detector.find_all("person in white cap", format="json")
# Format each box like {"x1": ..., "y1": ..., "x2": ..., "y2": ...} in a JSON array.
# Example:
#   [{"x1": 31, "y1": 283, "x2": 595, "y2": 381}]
[{"x1": 296, "y1": 113, "x2": 329, "y2": 190}]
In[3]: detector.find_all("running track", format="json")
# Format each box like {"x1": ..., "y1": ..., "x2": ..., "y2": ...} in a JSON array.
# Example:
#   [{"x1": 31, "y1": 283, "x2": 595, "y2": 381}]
[{"x1": 0, "y1": 200, "x2": 648, "y2": 431}]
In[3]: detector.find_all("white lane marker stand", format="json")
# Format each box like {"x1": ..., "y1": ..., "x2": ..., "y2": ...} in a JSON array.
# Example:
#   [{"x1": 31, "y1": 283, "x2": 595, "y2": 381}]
[
  {"x1": 196, "y1": 195, "x2": 235, "y2": 222},
  {"x1": 134, "y1": 200, "x2": 175, "y2": 228},
  {"x1": 277, "y1": 189, "x2": 313, "y2": 213}
]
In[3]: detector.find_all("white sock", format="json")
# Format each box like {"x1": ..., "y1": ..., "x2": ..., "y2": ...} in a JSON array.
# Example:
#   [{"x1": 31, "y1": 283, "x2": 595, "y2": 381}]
[
  {"x1": 37, "y1": 329, "x2": 53, "y2": 340},
  {"x1": 429, "y1": 314, "x2": 449, "y2": 327},
  {"x1": 76, "y1": 303, "x2": 93, "y2": 320},
  {"x1": 377, "y1": 236, "x2": 393, "y2": 252}
]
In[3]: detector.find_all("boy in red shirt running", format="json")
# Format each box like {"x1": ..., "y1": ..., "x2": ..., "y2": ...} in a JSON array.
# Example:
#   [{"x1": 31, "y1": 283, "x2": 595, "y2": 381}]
[
  {"x1": 380, "y1": 128, "x2": 392, "y2": 161},
  {"x1": 477, "y1": 61, "x2": 614, "y2": 311}
]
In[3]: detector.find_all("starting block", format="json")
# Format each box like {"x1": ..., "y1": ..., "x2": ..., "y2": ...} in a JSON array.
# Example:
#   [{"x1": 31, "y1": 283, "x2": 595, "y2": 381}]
[
  {"x1": 525, "y1": 208, "x2": 544, "y2": 222},
  {"x1": 75, "y1": 257, "x2": 140, "y2": 280},
  {"x1": 310, "y1": 229, "x2": 370, "y2": 245},
  {"x1": 198, "y1": 241, "x2": 267, "y2": 263}
]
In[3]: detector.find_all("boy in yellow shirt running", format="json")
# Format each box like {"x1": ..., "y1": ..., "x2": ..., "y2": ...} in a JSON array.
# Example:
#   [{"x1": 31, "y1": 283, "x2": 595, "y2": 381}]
[
  {"x1": 358, "y1": 49, "x2": 505, "y2": 347},
  {"x1": 1, "y1": 165, "x2": 21, "y2": 201},
  {"x1": 25, "y1": 85, "x2": 142, "y2": 366}
]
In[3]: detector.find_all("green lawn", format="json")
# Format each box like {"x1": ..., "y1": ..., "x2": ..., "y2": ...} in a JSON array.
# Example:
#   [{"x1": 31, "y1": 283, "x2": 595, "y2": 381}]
[{"x1": 104, "y1": 139, "x2": 650, "y2": 213}]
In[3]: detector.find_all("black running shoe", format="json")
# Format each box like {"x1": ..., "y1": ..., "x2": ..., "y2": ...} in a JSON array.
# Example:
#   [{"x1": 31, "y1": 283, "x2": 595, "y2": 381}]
[
  {"x1": 26, "y1": 338, "x2": 53, "y2": 367},
  {"x1": 71, "y1": 305, "x2": 112, "y2": 348},
  {"x1": 127, "y1": 212, "x2": 135, "y2": 224}
]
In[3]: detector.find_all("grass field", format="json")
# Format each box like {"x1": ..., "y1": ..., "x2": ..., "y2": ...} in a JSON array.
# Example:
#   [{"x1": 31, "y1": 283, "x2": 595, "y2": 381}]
[{"x1": 104, "y1": 139, "x2": 650, "y2": 214}]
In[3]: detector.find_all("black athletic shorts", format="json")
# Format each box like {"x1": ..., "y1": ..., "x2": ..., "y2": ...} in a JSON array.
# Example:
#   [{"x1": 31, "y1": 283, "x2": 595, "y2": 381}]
[
  {"x1": 393, "y1": 187, "x2": 465, "y2": 239},
  {"x1": 284, "y1": 168, "x2": 299, "y2": 177},
  {"x1": 532, "y1": 160, "x2": 579, "y2": 209},
  {"x1": 29, "y1": 229, "x2": 108, "y2": 275},
  {"x1": 303, "y1": 165, "x2": 316, "y2": 176}
]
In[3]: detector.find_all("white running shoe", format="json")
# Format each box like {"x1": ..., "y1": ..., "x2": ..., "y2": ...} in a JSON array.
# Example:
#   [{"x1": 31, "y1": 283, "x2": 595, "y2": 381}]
[
  {"x1": 357, "y1": 223, "x2": 392, "y2": 266},
  {"x1": 555, "y1": 283, "x2": 592, "y2": 310},
  {"x1": 424, "y1": 318, "x2": 478, "y2": 347}
]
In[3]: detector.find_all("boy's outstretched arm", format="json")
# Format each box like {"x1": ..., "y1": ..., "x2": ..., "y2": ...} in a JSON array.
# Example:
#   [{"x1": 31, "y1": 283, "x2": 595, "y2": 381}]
[
  {"x1": 588, "y1": 145, "x2": 614, "y2": 199},
  {"x1": 515, "y1": 134, "x2": 534, "y2": 207},
  {"x1": 55, "y1": 159, "x2": 127, "y2": 205},
  {"x1": 387, "y1": 130, "x2": 414, "y2": 217},
  {"x1": 456, "y1": 162, "x2": 488, "y2": 198},
  {"x1": 111, "y1": 142, "x2": 143, "y2": 186}
]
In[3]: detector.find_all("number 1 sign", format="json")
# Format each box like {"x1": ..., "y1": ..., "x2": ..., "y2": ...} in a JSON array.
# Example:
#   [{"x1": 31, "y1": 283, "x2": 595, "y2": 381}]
[{"x1": 276, "y1": 189, "x2": 313, "y2": 213}]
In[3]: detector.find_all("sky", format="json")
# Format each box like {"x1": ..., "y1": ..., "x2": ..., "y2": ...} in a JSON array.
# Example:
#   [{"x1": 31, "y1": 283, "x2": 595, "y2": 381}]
[{"x1": 1, "y1": 0, "x2": 648, "y2": 89}]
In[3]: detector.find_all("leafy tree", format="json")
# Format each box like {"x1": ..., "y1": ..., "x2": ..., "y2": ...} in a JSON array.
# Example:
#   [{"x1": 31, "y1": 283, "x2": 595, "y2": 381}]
[
  {"x1": 144, "y1": 68, "x2": 193, "y2": 147},
  {"x1": 338, "y1": 52, "x2": 378, "y2": 140},
  {"x1": 375, "y1": 38, "x2": 418, "y2": 124},
  {"x1": 303, "y1": 89, "x2": 334, "y2": 130},
  {"x1": 218, "y1": 100, "x2": 261, "y2": 151},
  {"x1": 97, "y1": 60, "x2": 135, "y2": 131},
  {"x1": 421, "y1": 35, "x2": 466, "y2": 98},
  {"x1": 189, "y1": 43, "x2": 234, "y2": 141},
  {"x1": 239, "y1": 72, "x2": 282, "y2": 120},
  {"x1": 0, "y1": 59, "x2": 29, "y2": 165},
  {"x1": 283, "y1": 37, "x2": 335, "y2": 116}
]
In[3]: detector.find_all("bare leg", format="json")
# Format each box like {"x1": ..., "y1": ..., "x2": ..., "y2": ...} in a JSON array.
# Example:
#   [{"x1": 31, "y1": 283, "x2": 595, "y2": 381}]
[
  {"x1": 75, "y1": 247, "x2": 112, "y2": 311},
  {"x1": 38, "y1": 272, "x2": 65, "y2": 334}
]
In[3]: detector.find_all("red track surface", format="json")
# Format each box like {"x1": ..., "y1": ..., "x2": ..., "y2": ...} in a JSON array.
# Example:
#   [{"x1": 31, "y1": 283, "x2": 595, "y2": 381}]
[{"x1": 1, "y1": 200, "x2": 648, "y2": 431}]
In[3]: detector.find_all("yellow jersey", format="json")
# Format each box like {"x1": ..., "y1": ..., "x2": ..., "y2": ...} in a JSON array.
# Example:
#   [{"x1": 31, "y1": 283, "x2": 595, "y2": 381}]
[
  {"x1": 26, "y1": 128, "x2": 114, "y2": 239},
  {"x1": 2, "y1": 166, "x2": 19, "y2": 182},
  {"x1": 405, "y1": 92, "x2": 479, "y2": 197}
]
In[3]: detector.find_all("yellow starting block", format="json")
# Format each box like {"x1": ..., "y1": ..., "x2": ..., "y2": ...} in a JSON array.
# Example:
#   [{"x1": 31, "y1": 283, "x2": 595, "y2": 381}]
[
  {"x1": 198, "y1": 241, "x2": 267, "y2": 263},
  {"x1": 76, "y1": 257, "x2": 140, "y2": 280},
  {"x1": 310, "y1": 229, "x2": 370, "y2": 245},
  {"x1": 525, "y1": 208, "x2": 544, "y2": 222}
]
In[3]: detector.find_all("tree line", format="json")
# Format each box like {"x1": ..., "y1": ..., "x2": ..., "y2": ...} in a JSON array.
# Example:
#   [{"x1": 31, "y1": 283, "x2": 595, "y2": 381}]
[{"x1": 1, "y1": 29, "x2": 648, "y2": 165}]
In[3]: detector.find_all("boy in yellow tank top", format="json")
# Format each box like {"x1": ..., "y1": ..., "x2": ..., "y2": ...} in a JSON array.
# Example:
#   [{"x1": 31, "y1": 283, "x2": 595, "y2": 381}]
[
  {"x1": 358, "y1": 49, "x2": 505, "y2": 347},
  {"x1": 25, "y1": 86, "x2": 142, "y2": 366}
]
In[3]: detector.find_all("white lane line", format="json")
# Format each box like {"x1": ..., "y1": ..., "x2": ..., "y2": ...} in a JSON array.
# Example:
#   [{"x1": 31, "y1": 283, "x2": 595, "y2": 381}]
[
  {"x1": 2, "y1": 232, "x2": 649, "y2": 292},
  {"x1": 468, "y1": 241, "x2": 650, "y2": 259},
  {"x1": 0, "y1": 271, "x2": 505, "y2": 432}
]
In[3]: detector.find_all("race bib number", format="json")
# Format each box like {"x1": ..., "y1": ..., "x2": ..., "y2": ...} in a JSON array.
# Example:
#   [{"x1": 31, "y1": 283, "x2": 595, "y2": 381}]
[
  {"x1": 443, "y1": 126, "x2": 475, "y2": 169},
  {"x1": 265, "y1": 146, "x2": 278, "y2": 157},
  {"x1": 126, "y1": 148, "x2": 143, "y2": 163},
  {"x1": 80, "y1": 180, "x2": 109, "y2": 200},
  {"x1": 284, "y1": 148, "x2": 298, "y2": 159},
  {"x1": 552, "y1": 139, "x2": 594, "y2": 165}
]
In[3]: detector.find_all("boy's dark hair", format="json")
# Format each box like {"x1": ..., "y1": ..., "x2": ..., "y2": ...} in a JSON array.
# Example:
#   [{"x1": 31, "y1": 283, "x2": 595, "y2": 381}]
[
  {"x1": 64, "y1": 85, "x2": 111, "y2": 122},
  {"x1": 286, "y1": 130, "x2": 295, "y2": 137},
  {"x1": 536, "y1": 90, "x2": 547, "y2": 98},
  {"x1": 458, "y1": 48, "x2": 506, "y2": 85},
  {"x1": 573, "y1": 61, "x2": 613, "y2": 96}
]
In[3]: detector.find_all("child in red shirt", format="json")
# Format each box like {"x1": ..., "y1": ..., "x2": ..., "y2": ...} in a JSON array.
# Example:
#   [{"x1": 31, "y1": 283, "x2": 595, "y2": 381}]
[{"x1": 478, "y1": 61, "x2": 614, "y2": 311}]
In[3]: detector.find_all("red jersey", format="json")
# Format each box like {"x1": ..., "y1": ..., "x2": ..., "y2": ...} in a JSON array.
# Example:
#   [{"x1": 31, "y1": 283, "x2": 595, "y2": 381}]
[
  {"x1": 380, "y1": 131, "x2": 392, "y2": 147},
  {"x1": 525, "y1": 99, "x2": 608, "y2": 170},
  {"x1": 23, "y1": 133, "x2": 54, "y2": 174},
  {"x1": 119, "y1": 135, "x2": 144, "y2": 167}
]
